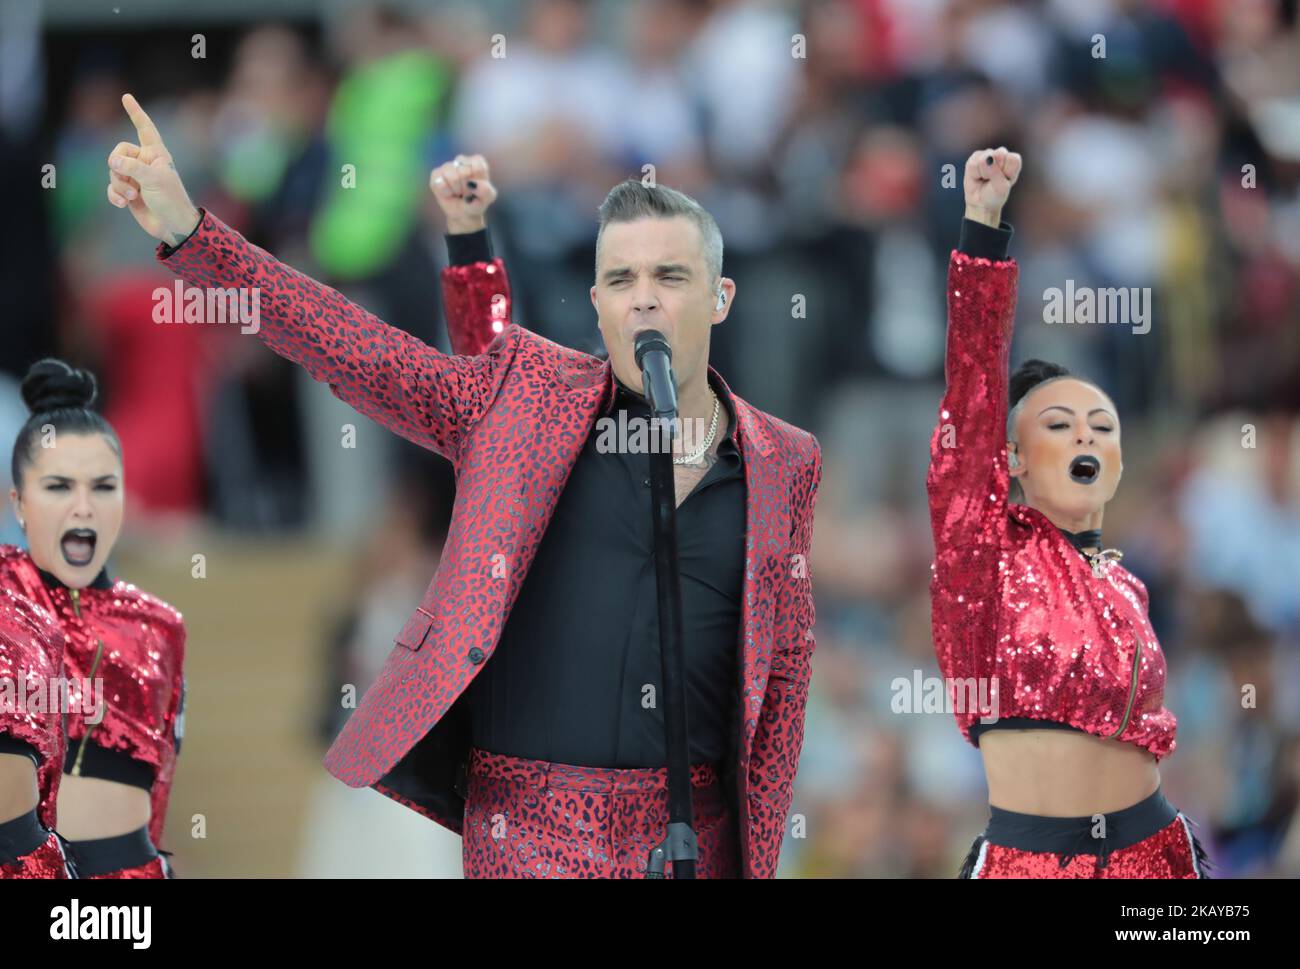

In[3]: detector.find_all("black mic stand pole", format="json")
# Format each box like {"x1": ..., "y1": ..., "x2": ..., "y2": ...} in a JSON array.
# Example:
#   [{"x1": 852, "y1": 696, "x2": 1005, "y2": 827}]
[{"x1": 642, "y1": 363, "x2": 697, "y2": 879}]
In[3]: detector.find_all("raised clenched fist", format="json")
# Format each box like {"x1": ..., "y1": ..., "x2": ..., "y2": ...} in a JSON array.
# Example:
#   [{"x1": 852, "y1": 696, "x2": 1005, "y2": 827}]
[
  {"x1": 963, "y1": 147, "x2": 1022, "y2": 228},
  {"x1": 106, "y1": 94, "x2": 201, "y2": 247},
  {"x1": 429, "y1": 154, "x2": 497, "y2": 234}
]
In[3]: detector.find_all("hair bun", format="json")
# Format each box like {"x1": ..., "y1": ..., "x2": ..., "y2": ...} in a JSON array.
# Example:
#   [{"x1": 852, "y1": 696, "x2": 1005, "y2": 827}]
[
  {"x1": 20, "y1": 358, "x2": 98, "y2": 414},
  {"x1": 1009, "y1": 358, "x2": 1070, "y2": 409}
]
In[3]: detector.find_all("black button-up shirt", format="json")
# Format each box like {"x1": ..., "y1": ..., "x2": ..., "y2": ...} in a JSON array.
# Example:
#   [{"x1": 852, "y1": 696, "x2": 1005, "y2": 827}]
[{"x1": 462, "y1": 332, "x2": 746, "y2": 768}]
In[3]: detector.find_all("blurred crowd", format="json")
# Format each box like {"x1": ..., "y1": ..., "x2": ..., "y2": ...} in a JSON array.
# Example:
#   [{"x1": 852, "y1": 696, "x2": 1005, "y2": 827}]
[{"x1": 4, "y1": 0, "x2": 1298, "y2": 876}]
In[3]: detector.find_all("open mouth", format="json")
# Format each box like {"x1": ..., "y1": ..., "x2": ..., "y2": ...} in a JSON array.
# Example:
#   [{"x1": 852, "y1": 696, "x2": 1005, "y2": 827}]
[
  {"x1": 1068, "y1": 455, "x2": 1101, "y2": 485},
  {"x1": 60, "y1": 528, "x2": 97, "y2": 567}
]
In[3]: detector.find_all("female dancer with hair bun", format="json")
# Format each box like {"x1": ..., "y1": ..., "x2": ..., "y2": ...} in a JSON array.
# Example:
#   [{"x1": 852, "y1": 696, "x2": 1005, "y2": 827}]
[
  {"x1": 1, "y1": 359, "x2": 186, "y2": 878},
  {"x1": 929, "y1": 148, "x2": 1209, "y2": 878},
  {"x1": 0, "y1": 589, "x2": 72, "y2": 877}
]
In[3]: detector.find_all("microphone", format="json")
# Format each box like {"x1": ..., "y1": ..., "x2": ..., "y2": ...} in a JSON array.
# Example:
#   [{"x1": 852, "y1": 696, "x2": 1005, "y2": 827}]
[{"x1": 634, "y1": 329, "x2": 678, "y2": 423}]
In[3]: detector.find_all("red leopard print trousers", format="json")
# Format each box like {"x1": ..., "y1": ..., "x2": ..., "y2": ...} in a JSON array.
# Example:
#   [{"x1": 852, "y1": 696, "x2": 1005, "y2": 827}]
[{"x1": 462, "y1": 747, "x2": 740, "y2": 878}]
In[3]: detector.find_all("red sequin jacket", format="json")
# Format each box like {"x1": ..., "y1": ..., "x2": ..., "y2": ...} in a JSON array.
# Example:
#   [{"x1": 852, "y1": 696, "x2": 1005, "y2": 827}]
[
  {"x1": 156, "y1": 210, "x2": 822, "y2": 878},
  {"x1": 0, "y1": 546, "x2": 186, "y2": 846},
  {"x1": 0, "y1": 585, "x2": 66, "y2": 830},
  {"x1": 926, "y1": 251, "x2": 1177, "y2": 760}
]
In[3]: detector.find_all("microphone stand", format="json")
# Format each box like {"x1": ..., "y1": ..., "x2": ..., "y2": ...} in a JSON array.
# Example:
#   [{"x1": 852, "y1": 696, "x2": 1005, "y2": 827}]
[{"x1": 642, "y1": 367, "x2": 697, "y2": 879}]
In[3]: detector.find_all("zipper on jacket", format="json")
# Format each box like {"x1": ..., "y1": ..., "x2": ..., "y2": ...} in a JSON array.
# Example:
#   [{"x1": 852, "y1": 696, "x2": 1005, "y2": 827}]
[
  {"x1": 1109, "y1": 632, "x2": 1144, "y2": 739},
  {"x1": 1094, "y1": 567, "x2": 1149, "y2": 742},
  {"x1": 67, "y1": 588, "x2": 106, "y2": 775}
]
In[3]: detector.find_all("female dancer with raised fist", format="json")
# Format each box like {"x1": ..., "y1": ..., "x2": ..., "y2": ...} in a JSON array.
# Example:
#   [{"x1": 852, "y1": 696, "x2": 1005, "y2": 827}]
[
  {"x1": 427, "y1": 152, "x2": 510, "y2": 358},
  {"x1": 928, "y1": 147, "x2": 1209, "y2": 878},
  {"x1": 0, "y1": 359, "x2": 186, "y2": 878}
]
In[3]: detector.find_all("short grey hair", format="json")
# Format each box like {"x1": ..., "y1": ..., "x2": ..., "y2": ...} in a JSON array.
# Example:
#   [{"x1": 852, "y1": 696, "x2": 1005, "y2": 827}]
[{"x1": 595, "y1": 179, "x2": 723, "y2": 285}]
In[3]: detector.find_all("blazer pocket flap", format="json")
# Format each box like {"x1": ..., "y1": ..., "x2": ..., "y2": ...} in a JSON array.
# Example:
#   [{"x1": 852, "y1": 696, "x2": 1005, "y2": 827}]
[{"x1": 394, "y1": 608, "x2": 436, "y2": 651}]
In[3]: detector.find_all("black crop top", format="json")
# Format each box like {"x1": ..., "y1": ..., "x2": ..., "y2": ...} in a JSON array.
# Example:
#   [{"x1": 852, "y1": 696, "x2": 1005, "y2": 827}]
[
  {"x1": 2, "y1": 734, "x2": 154, "y2": 791},
  {"x1": 62, "y1": 741, "x2": 155, "y2": 792},
  {"x1": 0, "y1": 734, "x2": 40, "y2": 767},
  {"x1": 970, "y1": 717, "x2": 1085, "y2": 744}
]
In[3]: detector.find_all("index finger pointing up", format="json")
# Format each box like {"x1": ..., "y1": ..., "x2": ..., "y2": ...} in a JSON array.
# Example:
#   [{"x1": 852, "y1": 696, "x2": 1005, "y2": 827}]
[{"x1": 122, "y1": 93, "x2": 163, "y2": 148}]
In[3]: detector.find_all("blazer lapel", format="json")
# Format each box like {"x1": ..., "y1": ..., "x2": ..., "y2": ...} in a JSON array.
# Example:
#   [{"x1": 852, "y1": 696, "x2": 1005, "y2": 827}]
[
  {"x1": 480, "y1": 353, "x2": 607, "y2": 634},
  {"x1": 717, "y1": 373, "x2": 787, "y2": 772}
]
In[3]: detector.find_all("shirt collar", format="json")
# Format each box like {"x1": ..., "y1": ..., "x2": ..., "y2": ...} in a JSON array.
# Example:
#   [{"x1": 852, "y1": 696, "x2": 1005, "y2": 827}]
[
  {"x1": 36, "y1": 563, "x2": 114, "y2": 592},
  {"x1": 604, "y1": 368, "x2": 739, "y2": 447}
]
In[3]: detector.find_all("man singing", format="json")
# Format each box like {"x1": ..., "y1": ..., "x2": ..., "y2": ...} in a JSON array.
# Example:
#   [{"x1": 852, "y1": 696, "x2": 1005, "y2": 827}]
[{"x1": 107, "y1": 93, "x2": 822, "y2": 878}]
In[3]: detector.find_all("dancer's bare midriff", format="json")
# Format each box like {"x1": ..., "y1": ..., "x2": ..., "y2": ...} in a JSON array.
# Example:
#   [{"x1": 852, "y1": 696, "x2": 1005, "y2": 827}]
[
  {"x1": 56, "y1": 774, "x2": 151, "y2": 840},
  {"x1": 980, "y1": 728, "x2": 1160, "y2": 816},
  {"x1": 0, "y1": 753, "x2": 39, "y2": 823}
]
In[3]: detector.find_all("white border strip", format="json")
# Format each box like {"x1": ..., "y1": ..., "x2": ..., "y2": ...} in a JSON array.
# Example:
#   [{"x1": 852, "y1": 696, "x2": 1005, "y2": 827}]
[
  {"x1": 969, "y1": 838, "x2": 990, "y2": 879},
  {"x1": 1176, "y1": 813, "x2": 1203, "y2": 878}
]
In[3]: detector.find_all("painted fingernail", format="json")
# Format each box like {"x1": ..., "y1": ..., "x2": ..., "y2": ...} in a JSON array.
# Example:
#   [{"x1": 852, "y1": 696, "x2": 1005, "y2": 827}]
[
  {"x1": 985, "y1": 154, "x2": 993, "y2": 166},
  {"x1": 111, "y1": 158, "x2": 121, "y2": 170},
  {"x1": 125, "y1": 189, "x2": 136, "y2": 199}
]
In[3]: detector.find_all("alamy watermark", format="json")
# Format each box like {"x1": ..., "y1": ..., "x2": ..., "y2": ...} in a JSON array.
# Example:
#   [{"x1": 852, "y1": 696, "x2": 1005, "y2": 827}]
[
  {"x1": 152, "y1": 281, "x2": 260, "y2": 334},
  {"x1": 594, "y1": 412, "x2": 713, "y2": 455},
  {"x1": 891, "y1": 670, "x2": 1001, "y2": 723},
  {"x1": 1043, "y1": 280, "x2": 1151, "y2": 335},
  {"x1": 1, "y1": 675, "x2": 104, "y2": 722}
]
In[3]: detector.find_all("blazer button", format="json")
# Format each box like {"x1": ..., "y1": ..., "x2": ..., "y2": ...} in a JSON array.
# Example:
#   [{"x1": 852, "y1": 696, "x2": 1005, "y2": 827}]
[{"x1": 468, "y1": 647, "x2": 486, "y2": 664}]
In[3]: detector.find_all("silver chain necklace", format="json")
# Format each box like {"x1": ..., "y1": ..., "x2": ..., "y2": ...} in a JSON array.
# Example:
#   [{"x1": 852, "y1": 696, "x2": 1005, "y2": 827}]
[{"x1": 673, "y1": 388, "x2": 720, "y2": 465}]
